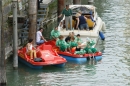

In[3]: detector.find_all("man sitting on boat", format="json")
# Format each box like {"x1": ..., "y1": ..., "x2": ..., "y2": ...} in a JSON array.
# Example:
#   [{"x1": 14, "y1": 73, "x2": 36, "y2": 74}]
[
  {"x1": 72, "y1": 32, "x2": 76, "y2": 38},
  {"x1": 75, "y1": 34, "x2": 83, "y2": 45},
  {"x1": 56, "y1": 35, "x2": 70, "y2": 52},
  {"x1": 75, "y1": 11, "x2": 89, "y2": 30},
  {"x1": 69, "y1": 36, "x2": 81, "y2": 53},
  {"x1": 26, "y1": 39, "x2": 37, "y2": 60},
  {"x1": 36, "y1": 28, "x2": 47, "y2": 45},
  {"x1": 65, "y1": 32, "x2": 76, "y2": 44},
  {"x1": 50, "y1": 26, "x2": 60, "y2": 40},
  {"x1": 65, "y1": 32, "x2": 72, "y2": 43}
]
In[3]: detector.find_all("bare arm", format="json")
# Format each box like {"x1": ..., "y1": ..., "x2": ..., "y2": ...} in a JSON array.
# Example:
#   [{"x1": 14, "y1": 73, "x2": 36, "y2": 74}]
[
  {"x1": 84, "y1": 16, "x2": 87, "y2": 20},
  {"x1": 76, "y1": 18, "x2": 79, "y2": 28},
  {"x1": 26, "y1": 43, "x2": 32, "y2": 51},
  {"x1": 26, "y1": 43, "x2": 30, "y2": 51},
  {"x1": 58, "y1": 14, "x2": 63, "y2": 18},
  {"x1": 41, "y1": 36, "x2": 47, "y2": 42}
]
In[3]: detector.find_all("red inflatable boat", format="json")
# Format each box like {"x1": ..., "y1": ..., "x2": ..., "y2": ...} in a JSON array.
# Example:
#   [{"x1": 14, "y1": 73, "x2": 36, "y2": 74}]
[
  {"x1": 18, "y1": 45, "x2": 67, "y2": 69},
  {"x1": 44, "y1": 40, "x2": 102, "y2": 64}
]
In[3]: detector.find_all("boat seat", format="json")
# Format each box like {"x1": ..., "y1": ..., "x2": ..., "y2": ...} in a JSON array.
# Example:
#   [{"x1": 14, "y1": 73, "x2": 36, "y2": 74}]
[
  {"x1": 86, "y1": 18, "x2": 95, "y2": 28},
  {"x1": 42, "y1": 45, "x2": 52, "y2": 50},
  {"x1": 42, "y1": 45, "x2": 56, "y2": 55},
  {"x1": 22, "y1": 47, "x2": 27, "y2": 53},
  {"x1": 38, "y1": 45, "x2": 43, "y2": 50},
  {"x1": 45, "y1": 40, "x2": 56, "y2": 46}
]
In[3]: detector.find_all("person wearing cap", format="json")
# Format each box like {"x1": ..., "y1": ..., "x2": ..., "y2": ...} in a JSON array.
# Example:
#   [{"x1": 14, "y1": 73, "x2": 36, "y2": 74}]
[
  {"x1": 50, "y1": 26, "x2": 60, "y2": 40},
  {"x1": 89, "y1": 6, "x2": 95, "y2": 22},
  {"x1": 75, "y1": 11, "x2": 89, "y2": 30},
  {"x1": 75, "y1": 34, "x2": 83, "y2": 45},
  {"x1": 58, "y1": 5, "x2": 73, "y2": 31}
]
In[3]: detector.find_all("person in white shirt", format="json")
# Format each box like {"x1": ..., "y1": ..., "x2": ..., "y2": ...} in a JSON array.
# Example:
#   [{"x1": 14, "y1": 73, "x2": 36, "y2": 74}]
[
  {"x1": 26, "y1": 39, "x2": 37, "y2": 60},
  {"x1": 36, "y1": 28, "x2": 47, "y2": 45}
]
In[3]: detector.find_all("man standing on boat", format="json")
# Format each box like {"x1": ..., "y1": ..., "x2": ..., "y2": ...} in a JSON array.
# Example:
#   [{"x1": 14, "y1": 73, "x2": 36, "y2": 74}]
[
  {"x1": 58, "y1": 5, "x2": 73, "y2": 31},
  {"x1": 75, "y1": 11, "x2": 89, "y2": 30}
]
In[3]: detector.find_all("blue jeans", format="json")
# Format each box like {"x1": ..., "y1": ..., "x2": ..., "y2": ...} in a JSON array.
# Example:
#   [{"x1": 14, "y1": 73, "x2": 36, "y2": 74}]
[
  {"x1": 36, "y1": 40, "x2": 44, "y2": 45},
  {"x1": 79, "y1": 23, "x2": 88, "y2": 30}
]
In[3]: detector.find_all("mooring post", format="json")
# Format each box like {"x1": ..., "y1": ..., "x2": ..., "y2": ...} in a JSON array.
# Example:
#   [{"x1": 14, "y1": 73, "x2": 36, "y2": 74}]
[
  {"x1": 58, "y1": 0, "x2": 65, "y2": 16},
  {"x1": 88, "y1": 0, "x2": 94, "y2": 5},
  {"x1": 0, "y1": 0, "x2": 7, "y2": 85},
  {"x1": 13, "y1": 0, "x2": 18, "y2": 69},
  {"x1": 58, "y1": 0, "x2": 65, "y2": 23}
]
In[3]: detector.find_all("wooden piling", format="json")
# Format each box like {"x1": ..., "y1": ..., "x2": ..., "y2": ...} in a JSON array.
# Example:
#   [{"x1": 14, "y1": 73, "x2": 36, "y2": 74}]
[
  {"x1": 13, "y1": 0, "x2": 18, "y2": 69},
  {"x1": 0, "y1": 0, "x2": 7, "y2": 85},
  {"x1": 58, "y1": 0, "x2": 65, "y2": 15},
  {"x1": 28, "y1": 0, "x2": 37, "y2": 45},
  {"x1": 58, "y1": 0, "x2": 65, "y2": 23},
  {"x1": 73, "y1": 0, "x2": 81, "y2": 4},
  {"x1": 88, "y1": 0, "x2": 94, "y2": 5}
]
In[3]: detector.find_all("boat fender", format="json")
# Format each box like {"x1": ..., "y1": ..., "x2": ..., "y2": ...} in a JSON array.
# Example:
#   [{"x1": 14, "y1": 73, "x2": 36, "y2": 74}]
[{"x1": 99, "y1": 31, "x2": 105, "y2": 40}]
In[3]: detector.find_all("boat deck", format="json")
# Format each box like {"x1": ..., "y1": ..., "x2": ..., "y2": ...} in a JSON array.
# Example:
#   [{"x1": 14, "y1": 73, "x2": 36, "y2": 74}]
[
  {"x1": 59, "y1": 17, "x2": 103, "y2": 38},
  {"x1": 60, "y1": 29, "x2": 98, "y2": 37}
]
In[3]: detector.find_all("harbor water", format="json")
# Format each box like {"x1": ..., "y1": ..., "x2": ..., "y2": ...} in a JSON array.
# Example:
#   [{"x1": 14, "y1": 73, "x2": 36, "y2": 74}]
[{"x1": 6, "y1": 0, "x2": 130, "y2": 86}]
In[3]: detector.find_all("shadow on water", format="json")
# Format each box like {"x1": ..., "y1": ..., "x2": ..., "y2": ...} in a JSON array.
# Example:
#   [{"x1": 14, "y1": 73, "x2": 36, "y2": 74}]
[
  {"x1": 6, "y1": 56, "x2": 66, "y2": 86},
  {"x1": 6, "y1": 56, "x2": 65, "y2": 73}
]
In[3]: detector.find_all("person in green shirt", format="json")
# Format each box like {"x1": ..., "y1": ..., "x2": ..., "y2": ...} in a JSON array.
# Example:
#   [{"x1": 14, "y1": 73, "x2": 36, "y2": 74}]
[
  {"x1": 75, "y1": 38, "x2": 97, "y2": 58},
  {"x1": 69, "y1": 37, "x2": 78, "y2": 48},
  {"x1": 75, "y1": 34, "x2": 83, "y2": 45},
  {"x1": 56, "y1": 35, "x2": 70, "y2": 52},
  {"x1": 83, "y1": 38, "x2": 97, "y2": 58},
  {"x1": 59, "y1": 5, "x2": 73, "y2": 31},
  {"x1": 80, "y1": 38, "x2": 96, "y2": 53},
  {"x1": 50, "y1": 26, "x2": 60, "y2": 40},
  {"x1": 69, "y1": 37, "x2": 82, "y2": 53}
]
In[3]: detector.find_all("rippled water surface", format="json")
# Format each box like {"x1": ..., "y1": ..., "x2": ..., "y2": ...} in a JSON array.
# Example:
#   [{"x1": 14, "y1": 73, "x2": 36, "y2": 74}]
[{"x1": 6, "y1": 0, "x2": 130, "y2": 86}]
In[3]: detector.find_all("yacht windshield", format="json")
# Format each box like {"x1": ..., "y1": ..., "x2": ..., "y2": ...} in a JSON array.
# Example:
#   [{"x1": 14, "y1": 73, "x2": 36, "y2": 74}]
[{"x1": 72, "y1": 6, "x2": 91, "y2": 15}]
